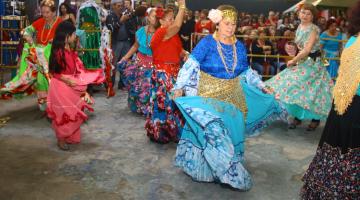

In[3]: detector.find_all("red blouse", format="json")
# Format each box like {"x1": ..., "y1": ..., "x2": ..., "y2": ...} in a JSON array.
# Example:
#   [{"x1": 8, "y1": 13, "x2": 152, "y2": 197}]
[
  {"x1": 53, "y1": 49, "x2": 81, "y2": 79},
  {"x1": 32, "y1": 17, "x2": 62, "y2": 46},
  {"x1": 151, "y1": 27, "x2": 182, "y2": 76},
  {"x1": 195, "y1": 20, "x2": 213, "y2": 34}
]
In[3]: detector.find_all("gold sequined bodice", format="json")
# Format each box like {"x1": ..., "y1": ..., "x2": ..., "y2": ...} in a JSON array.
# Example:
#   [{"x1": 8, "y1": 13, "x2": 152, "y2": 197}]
[{"x1": 198, "y1": 71, "x2": 248, "y2": 117}]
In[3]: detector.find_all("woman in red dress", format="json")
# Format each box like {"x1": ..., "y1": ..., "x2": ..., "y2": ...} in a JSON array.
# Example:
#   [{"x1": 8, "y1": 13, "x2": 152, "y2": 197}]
[
  {"x1": 47, "y1": 21, "x2": 104, "y2": 150},
  {"x1": 145, "y1": 0, "x2": 187, "y2": 143}
]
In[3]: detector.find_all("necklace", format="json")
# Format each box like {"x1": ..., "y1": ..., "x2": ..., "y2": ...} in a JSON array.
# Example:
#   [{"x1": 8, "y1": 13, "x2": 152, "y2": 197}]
[
  {"x1": 216, "y1": 40, "x2": 237, "y2": 74},
  {"x1": 40, "y1": 17, "x2": 57, "y2": 44},
  {"x1": 145, "y1": 26, "x2": 154, "y2": 48}
]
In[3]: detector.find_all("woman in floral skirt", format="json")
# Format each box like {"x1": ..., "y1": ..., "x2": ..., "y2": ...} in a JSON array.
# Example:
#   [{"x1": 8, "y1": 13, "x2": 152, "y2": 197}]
[{"x1": 265, "y1": 3, "x2": 333, "y2": 131}]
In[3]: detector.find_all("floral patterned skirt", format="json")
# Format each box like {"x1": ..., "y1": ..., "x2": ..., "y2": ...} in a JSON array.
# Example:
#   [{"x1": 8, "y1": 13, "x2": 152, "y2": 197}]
[
  {"x1": 265, "y1": 58, "x2": 333, "y2": 120},
  {"x1": 301, "y1": 96, "x2": 360, "y2": 199},
  {"x1": 0, "y1": 44, "x2": 51, "y2": 111},
  {"x1": 145, "y1": 70, "x2": 183, "y2": 143},
  {"x1": 125, "y1": 53, "x2": 153, "y2": 115}
]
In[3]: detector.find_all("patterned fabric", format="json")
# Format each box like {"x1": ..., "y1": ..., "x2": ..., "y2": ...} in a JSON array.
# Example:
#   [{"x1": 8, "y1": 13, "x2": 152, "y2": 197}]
[
  {"x1": 301, "y1": 39, "x2": 360, "y2": 199},
  {"x1": 301, "y1": 143, "x2": 360, "y2": 200},
  {"x1": 174, "y1": 56, "x2": 287, "y2": 136},
  {"x1": 145, "y1": 71, "x2": 183, "y2": 143},
  {"x1": 173, "y1": 36, "x2": 288, "y2": 190},
  {"x1": 0, "y1": 44, "x2": 52, "y2": 111},
  {"x1": 174, "y1": 97, "x2": 252, "y2": 190},
  {"x1": 126, "y1": 53, "x2": 153, "y2": 115},
  {"x1": 265, "y1": 24, "x2": 333, "y2": 120},
  {"x1": 295, "y1": 24, "x2": 321, "y2": 53}
]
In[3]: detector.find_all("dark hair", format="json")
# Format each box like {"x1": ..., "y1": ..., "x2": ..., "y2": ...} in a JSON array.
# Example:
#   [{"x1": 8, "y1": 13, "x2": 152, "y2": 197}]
[
  {"x1": 49, "y1": 21, "x2": 76, "y2": 74},
  {"x1": 134, "y1": 5, "x2": 147, "y2": 17},
  {"x1": 325, "y1": 18, "x2": 337, "y2": 30},
  {"x1": 259, "y1": 28, "x2": 270, "y2": 37},
  {"x1": 59, "y1": 2, "x2": 71, "y2": 16},
  {"x1": 347, "y1": 0, "x2": 360, "y2": 36}
]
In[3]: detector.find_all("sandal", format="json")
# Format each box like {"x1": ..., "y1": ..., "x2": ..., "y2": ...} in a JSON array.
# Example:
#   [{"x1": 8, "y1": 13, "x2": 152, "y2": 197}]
[
  {"x1": 306, "y1": 121, "x2": 320, "y2": 132},
  {"x1": 288, "y1": 118, "x2": 302, "y2": 129}
]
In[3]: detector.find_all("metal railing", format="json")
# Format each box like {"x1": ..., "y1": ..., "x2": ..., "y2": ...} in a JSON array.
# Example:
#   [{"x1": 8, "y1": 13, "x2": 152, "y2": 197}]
[{"x1": 190, "y1": 33, "x2": 345, "y2": 78}]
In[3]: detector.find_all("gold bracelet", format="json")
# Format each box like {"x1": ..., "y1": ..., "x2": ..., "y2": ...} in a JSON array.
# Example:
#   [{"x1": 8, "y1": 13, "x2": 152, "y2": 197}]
[{"x1": 179, "y1": 5, "x2": 186, "y2": 10}]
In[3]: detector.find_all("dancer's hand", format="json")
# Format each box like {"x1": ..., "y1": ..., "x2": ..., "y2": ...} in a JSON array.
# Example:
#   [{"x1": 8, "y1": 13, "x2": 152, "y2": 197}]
[
  {"x1": 24, "y1": 35, "x2": 33, "y2": 46},
  {"x1": 181, "y1": 50, "x2": 190, "y2": 62},
  {"x1": 65, "y1": 78, "x2": 76, "y2": 87},
  {"x1": 177, "y1": 0, "x2": 186, "y2": 8},
  {"x1": 262, "y1": 86, "x2": 274, "y2": 94},
  {"x1": 119, "y1": 57, "x2": 128, "y2": 64},
  {"x1": 286, "y1": 59, "x2": 296, "y2": 67},
  {"x1": 172, "y1": 89, "x2": 183, "y2": 99}
]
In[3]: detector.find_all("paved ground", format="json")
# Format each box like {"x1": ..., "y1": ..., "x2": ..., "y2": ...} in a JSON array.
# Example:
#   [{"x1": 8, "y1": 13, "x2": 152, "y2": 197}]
[{"x1": 0, "y1": 90, "x2": 322, "y2": 200}]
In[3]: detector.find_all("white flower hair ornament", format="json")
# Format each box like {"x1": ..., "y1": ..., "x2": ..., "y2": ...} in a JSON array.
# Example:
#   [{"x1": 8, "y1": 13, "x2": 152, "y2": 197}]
[
  {"x1": 208, "y1": 9, "x2": 223, "y2": 24},
  {"x1": 146, "y1": 7, "x2": 154, "y2": 16}
]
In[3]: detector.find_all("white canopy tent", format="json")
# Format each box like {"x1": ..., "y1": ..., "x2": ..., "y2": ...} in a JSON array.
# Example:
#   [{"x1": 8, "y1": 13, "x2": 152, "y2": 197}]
[{"x1": 283, "y1": 0, "x2": 358, "y2": 13}]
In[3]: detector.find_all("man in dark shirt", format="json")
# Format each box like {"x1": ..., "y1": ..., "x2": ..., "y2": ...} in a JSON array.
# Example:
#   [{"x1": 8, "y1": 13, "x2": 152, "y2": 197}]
[
  {"x1": 179, "y1": 9, "x2": 195, "y2": 52},
  {"x1": 106, "y1": 0, "x2": 133, "y2": 89}
]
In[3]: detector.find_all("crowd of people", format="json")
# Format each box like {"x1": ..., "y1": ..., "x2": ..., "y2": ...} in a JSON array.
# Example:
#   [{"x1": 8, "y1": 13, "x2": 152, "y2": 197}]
[{"x1": 0, "y1": 0, "x2": 359, "y2": 198}]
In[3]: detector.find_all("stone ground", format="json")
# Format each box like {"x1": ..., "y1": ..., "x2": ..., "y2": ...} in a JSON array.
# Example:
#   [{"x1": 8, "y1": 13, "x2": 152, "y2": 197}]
[{"x1": 0, "y1": 90, "x2": 322, "y2": 200}]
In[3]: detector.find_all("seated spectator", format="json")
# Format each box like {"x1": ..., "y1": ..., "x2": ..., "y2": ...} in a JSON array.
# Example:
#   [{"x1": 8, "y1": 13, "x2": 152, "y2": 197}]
[
  {"x1": 194, "y1": 9, "x2": 214, "y2": 42},
  {"x1": 275, "y1": 28, "x2": 293, "y2": 73},
  {"x1": 249, "y1": 29, "x2": 276, "y2": 75}
]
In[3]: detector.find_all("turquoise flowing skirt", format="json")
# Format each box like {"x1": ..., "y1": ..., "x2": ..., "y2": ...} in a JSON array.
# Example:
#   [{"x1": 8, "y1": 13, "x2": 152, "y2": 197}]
[{"x1": 174, "y1": 80, "x2": 287, "y2": 190}]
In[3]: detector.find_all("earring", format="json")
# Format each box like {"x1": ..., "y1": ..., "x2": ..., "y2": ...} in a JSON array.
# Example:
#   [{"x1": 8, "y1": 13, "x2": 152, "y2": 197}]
[{"x1": 231, "y1": 34, "x2": 237, "y2": 43}]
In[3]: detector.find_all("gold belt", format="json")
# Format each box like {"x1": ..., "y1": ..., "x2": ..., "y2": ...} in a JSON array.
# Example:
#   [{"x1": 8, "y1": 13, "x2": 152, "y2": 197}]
[{"x1": 198, "y1": 71, "x2": 248, "y2": 118}]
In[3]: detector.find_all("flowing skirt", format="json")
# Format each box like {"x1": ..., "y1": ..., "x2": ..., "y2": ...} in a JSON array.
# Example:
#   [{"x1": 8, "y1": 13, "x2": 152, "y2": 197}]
[
  {"x1": 174, "y1": 80, "x2": 287, "y2": 189},
  {"x1": 266, "y1": 58, "x2": 333, "y2": 120},
  {"x1": 0, "y1": 44, "x2": 51, "y2": 110},
  {"x1": 241, "y1": 79, "x2": 288, "y2": 136},
  {"x1": 301, "y1": 96, "x2": 360, "y2": 199},
  {"x1": 174, "y1": 96, "x2": 252, "y2": 190},
  {"x1": 145, "y1": 70, "x2": 183, "y2": 143},
  {"x1": 125, "y1": 53, "x2": 153, "y2": 115},
  {"x1": 46, "y1": 68, "x2": 104, "y2": 144}
]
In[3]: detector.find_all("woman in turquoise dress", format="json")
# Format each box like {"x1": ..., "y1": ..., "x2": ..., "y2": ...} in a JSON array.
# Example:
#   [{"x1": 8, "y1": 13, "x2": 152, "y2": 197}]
[
  {"x1": 265, "y1": 4, "x2": 333, "y2": 131},
  {"x1": 320, "y1": 18, "x2": 342, "y2": 78},
  {"x1": 172, "y1": 5, "x2": 287, "y2": 190}
]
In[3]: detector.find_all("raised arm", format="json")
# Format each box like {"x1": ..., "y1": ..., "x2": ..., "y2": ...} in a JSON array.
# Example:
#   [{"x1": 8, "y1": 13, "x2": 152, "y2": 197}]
[{"x1": 163, "y1": 0, "x2": 186, "y2": 40}]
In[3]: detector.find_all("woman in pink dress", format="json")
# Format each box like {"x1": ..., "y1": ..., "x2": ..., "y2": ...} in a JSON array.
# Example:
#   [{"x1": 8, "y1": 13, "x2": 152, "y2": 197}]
[{"x1": 47, "y1": 21, "x2": 104, "y2": 150}]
